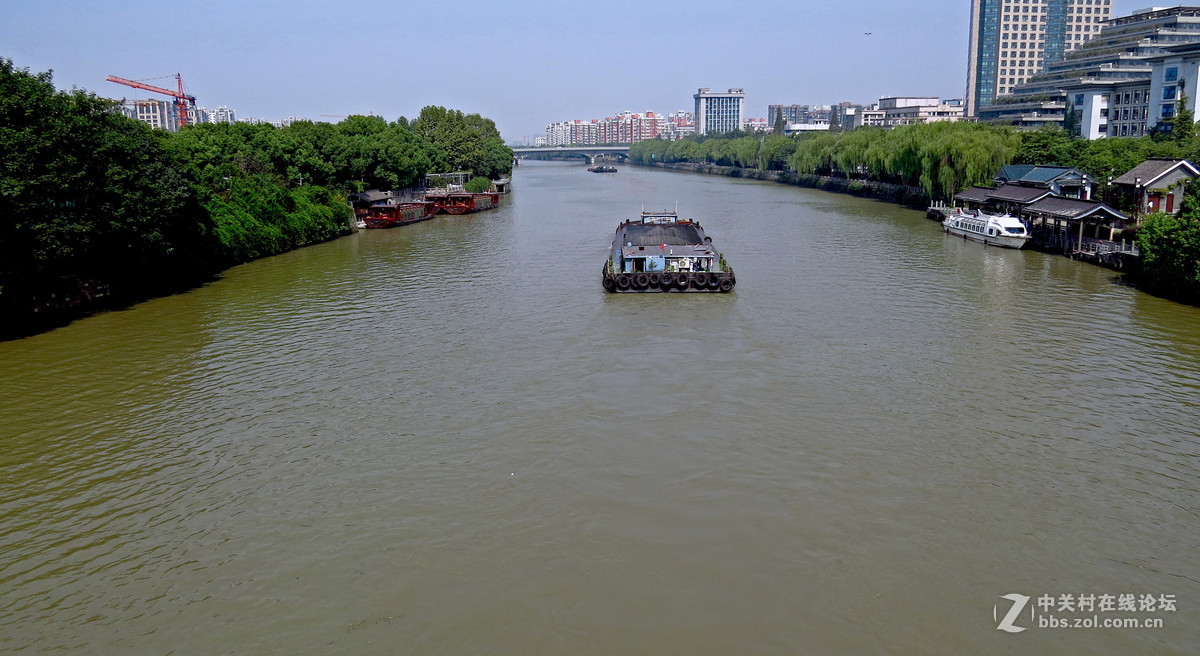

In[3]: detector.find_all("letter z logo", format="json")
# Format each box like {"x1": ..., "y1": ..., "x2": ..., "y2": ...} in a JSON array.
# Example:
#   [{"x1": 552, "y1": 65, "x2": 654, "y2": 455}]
[{"x1": 995, "y1": 593, "x2": 1031, "y2": 633}]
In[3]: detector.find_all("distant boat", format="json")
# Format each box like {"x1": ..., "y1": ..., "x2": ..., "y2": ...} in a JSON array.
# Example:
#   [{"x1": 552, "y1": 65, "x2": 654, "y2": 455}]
[
  {"x1": 588, "y1": 165, "x2": 617, "y2": 173},
  {"x1": 942, "y1": 209, "x2": 1030, "y2": 249}
]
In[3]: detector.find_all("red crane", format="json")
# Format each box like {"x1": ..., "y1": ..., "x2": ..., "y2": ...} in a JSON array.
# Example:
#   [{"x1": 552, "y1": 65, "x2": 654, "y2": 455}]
[{"x1": 105, "y1": 73, "x2": 197, "y2": 127}]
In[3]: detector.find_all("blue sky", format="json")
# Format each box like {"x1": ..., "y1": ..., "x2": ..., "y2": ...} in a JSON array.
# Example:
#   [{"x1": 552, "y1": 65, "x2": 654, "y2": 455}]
[{"x1": 1, "y1": 0, "x2": 1149, "y2": 143}]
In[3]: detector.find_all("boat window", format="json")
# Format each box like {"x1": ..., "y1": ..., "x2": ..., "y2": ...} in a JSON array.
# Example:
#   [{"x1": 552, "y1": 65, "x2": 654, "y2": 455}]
[{"x1": 1005, "y1": 227, "x2": 1025, "y2": 234}]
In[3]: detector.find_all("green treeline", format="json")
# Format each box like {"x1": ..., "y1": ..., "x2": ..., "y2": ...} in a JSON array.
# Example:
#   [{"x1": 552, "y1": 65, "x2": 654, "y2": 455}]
[
  {"x1": 0, "y1": 59, "x2": 513, "y2": 333},
  {"x1": 1139, "y1": 182, "x2": 1200, "y2": 303},
  {"x1": 631, "y1": 123, "x2": 1200, "y2": 302}
]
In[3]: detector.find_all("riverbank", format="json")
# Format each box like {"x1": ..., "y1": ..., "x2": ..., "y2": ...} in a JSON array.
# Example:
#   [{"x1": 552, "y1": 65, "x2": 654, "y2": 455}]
[{"x1": 635, "y1": 161, "x2": 932, "y2": 208}]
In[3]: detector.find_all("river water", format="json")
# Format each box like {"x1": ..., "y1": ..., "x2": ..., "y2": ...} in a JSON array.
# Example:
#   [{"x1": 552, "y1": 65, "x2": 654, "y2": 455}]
[{"x1": 1, "y1": 161, "x2": 1198, "y2": 654}]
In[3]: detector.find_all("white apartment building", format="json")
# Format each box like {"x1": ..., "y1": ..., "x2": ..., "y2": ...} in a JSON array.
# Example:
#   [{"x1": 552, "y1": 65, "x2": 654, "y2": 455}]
[{"x1": 693, "y1": 88, "x2": 745, "y2": 135}]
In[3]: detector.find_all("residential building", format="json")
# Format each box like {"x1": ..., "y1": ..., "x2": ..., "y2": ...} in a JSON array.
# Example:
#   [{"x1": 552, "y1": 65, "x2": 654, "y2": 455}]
[
  {"x1": 1066, "y1": 37, "x2": 1200, "y2": 139},
  {"x1": 743, "y1": 118, "x2": 770, "y2": 132},
  {"x1": 980, "y1": 6, "x2": 1200, "y2": 129},
  {"x1": 121, "y1": 99, "x2": 178, "y2": 131},
  {"x1": 543, "y1": 111, "x2": 667, "y2": 145},
  {"x1": 859, "y1": 105, "x2": 886, "y2": 128},
  {"x1": 201, "y1": 105, "x2": 236, "y2": 124},
  {"x1": 966, "y1": 0, "x2": 1112, "y2": 118},
  {"x1": 783, "y1": 123, "x2": 831, "y2": 135},
  {"x1": 693, "y1": 88, "x2": 745, "y2": 135},
  {"x1": 767, "y1": 104, "x2": 832, "y2": 125},
  {"x1": 879, "y1": 97, "x2": 965, "y2": 126},
  {"x1": 1113, "y1": 158, "x2": 1200, "y2": 214}
]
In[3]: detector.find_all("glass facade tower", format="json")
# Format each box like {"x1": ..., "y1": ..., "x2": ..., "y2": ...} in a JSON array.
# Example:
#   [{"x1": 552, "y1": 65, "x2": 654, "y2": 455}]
[{"x1": 965, "y1": 0, "x2": 1111, "y2": 117}]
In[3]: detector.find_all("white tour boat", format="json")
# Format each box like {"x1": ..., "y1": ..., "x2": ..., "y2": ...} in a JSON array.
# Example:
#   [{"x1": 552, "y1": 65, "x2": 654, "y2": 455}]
[{"x1": 942, "y1": 209, "x2": 1030, "y2": 249}]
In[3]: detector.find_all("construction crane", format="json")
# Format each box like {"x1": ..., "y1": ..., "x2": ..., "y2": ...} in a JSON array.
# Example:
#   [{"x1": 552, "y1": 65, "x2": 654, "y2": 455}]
[{"x1": 105, "y1": 73, "x2": 197, "y2": 127}]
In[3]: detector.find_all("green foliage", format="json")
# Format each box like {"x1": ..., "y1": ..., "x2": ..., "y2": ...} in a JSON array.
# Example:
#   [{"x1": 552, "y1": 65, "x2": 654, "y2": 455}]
[
  {"x1": 1174, "y1": 79, "x2": 1195, "y2": 145},
  {"x1": 463, "y1": 176, "x2": 492, "y2": 193},
  {"x1": 1, "y1": 57, "x2": 508, "y2": 331},
  {"x1": 1062, "y1": 100, "x2": 1079, "y2": 137},
  {"x1": 1137, "y1": 209, "x2": 1200, "y2": 303},
  {"x1": 1, "y1": 57, "x2": 214, "y2": 323},
  {"x1": 1135, "y1": 180, "x2": 1200, "y2": 302},
  {"x1": 1014, "y1": 126, "x2": 1079, "y2": 166},
  {"x1": 628, "y1": 132, "x2": 796, "y2": 171},
  {"x1": 786, "y1": 122, "x2": 1021, "y2": 200},
  {"x1": 411, "y1": 106, "x2": 513, "y2": 180}
]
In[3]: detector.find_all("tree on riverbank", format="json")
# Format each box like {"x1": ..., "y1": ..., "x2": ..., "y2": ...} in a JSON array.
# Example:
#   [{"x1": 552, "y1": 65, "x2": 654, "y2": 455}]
[
  {"x1": 629, "y1": 131, "x2": 794, "y2": 171},
  {"x1": 786, "y1": 121, "x2": 1021, "y2": 200},
  {"x1": 1137, "y1": 183, "x2": 1200, "y2": 303},
  {"x1": 411, "y1": 106, "x2": 513, "y2": 181},
  {"x1": 1, "y1": 58, "x2": 515, "y2": 336},
  {"x1": 1, "y1": 58, "x2": 216, "y2": 329}
]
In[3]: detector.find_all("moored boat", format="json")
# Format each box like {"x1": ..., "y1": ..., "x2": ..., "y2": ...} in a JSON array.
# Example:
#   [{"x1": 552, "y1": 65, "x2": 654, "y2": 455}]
[
  {"x1": 942, "y1": 209, "x2": 1030, "y2": 249},
  {"x1": 362, "y1": 201, "x2": 439, "y2": 228},
  {"x1": 602, "y1": 209, "x2": 736, "y2": 293},
  {"x1": 424, "y1": 191, "x2": 499, "y2": 215}
]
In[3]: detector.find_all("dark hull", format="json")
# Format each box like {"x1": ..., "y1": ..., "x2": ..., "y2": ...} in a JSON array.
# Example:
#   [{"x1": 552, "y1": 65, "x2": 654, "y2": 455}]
[
  {"x1": 601, "y1": 266, "x2": 736, "y2": 293},
  {"x1": 363, "y1": 202, "x2": 439, "y2": 228},
  {"x1": 426, "y1": 192, "x2": 499, "y2": 215}
]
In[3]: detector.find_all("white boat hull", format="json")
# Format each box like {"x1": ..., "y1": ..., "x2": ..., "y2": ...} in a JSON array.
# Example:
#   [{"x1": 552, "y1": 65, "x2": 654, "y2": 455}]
[{"x1": 944, "y1": 224, "x2": 1029, "y2": 249}]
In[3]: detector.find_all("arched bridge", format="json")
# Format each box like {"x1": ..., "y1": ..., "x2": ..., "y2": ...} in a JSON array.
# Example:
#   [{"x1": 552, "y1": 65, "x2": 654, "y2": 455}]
[{"x1": 511, "y1": 145, "x2": 631, "y2": 162}]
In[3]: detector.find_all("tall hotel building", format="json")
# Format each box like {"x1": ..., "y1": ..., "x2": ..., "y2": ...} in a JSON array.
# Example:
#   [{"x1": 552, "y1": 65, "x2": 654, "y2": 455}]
[
  {"x1": 693, "y1": 88, "x2": 745, "y2": 135},
  {"x1": 965, "y1": 0, "x2": 1111, "y2": 117}
]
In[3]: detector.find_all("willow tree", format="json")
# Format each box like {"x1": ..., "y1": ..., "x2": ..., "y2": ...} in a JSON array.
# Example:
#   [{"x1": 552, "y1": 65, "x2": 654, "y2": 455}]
[
  {"x1": 788, "y1": 132, "x2": 840, "y2": 175},
  {"x1": 832, "y1": 127, "x2": 883, "y2": 177},
  {"x1": 914, "y1": 122, "x2": 1020, "y2": 199}
]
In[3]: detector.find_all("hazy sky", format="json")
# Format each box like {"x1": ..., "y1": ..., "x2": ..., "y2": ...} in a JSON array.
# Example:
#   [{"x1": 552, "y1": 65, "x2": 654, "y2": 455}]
[{"x1": 1, "y1": 0, "x2": 1151, "y2": 143}]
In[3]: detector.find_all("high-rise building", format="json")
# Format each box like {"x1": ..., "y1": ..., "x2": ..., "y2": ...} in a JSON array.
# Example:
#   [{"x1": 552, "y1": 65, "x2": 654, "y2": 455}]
[
  {"x1": 965, "y1": 0, "x2": 1112, "y2": 117},
  {"x1": 121, "y1": 99, "x2": 178, "y2": 131},
  {"x1": 979, "y1": 6, "x2": 1200, "y2": 131},
  {"x1": 693, "y1": 88, "x2": 745, "y2": 135}
]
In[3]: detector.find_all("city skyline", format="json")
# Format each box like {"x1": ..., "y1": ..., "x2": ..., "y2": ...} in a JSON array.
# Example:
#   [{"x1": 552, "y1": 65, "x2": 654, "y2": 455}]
[{"x1": 1, "y1": 0, "x2": 1146, "y2": 142}]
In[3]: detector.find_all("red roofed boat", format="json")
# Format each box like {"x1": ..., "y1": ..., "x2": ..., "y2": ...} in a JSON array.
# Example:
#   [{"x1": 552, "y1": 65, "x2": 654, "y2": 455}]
[
  {"x1": 362, "y1": 201, "x2": 439, "y2": 228},
  {"x1": 424, "y1": 191, "x2": 499, "y2": 215}
]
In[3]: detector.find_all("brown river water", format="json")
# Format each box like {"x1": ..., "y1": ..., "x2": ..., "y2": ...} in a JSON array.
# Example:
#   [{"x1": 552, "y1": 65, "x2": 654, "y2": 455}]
[{"x1": 1, "y1": 161, "x2": 1198, "y2": 654}]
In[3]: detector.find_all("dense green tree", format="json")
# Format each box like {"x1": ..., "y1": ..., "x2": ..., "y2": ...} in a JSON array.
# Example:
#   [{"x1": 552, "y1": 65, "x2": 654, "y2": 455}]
[
  {"x1": 463, "y1": 176, "x2": 493, "y2": 193},
  {"x1": 1062, "y1": 100, "x2": 1079, "y2": 137},
  {"x1": 411, "y1": 106, "x2": 512, "y2": 180},
  {"x1": 1014, "y1": 126, "x2": 1078, "y2": 165},
  {"x1": 1, "y1": 58, "x2": 214, "y2": 325},
  {"x1": 758, "y1": 134, "x2": 797, "y2": 170},
  {"x1": 785, "y1": 122, "x2": 1019, "y2": 199},
  {"x1": 1137, "y1": 183, "x2": 1200, "y2": 302},
  {"x1": 1174, "y1": 79, "x2": 1196, "y2": 145},
  {"x1": 1, "y1": 57, "x2": 516, "y2": 333}
]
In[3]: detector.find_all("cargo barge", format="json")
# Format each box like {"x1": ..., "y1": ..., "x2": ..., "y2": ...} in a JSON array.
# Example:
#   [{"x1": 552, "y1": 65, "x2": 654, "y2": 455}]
[{"x1": 602, "y1": 209, "x2": 736, "y2": 292}]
